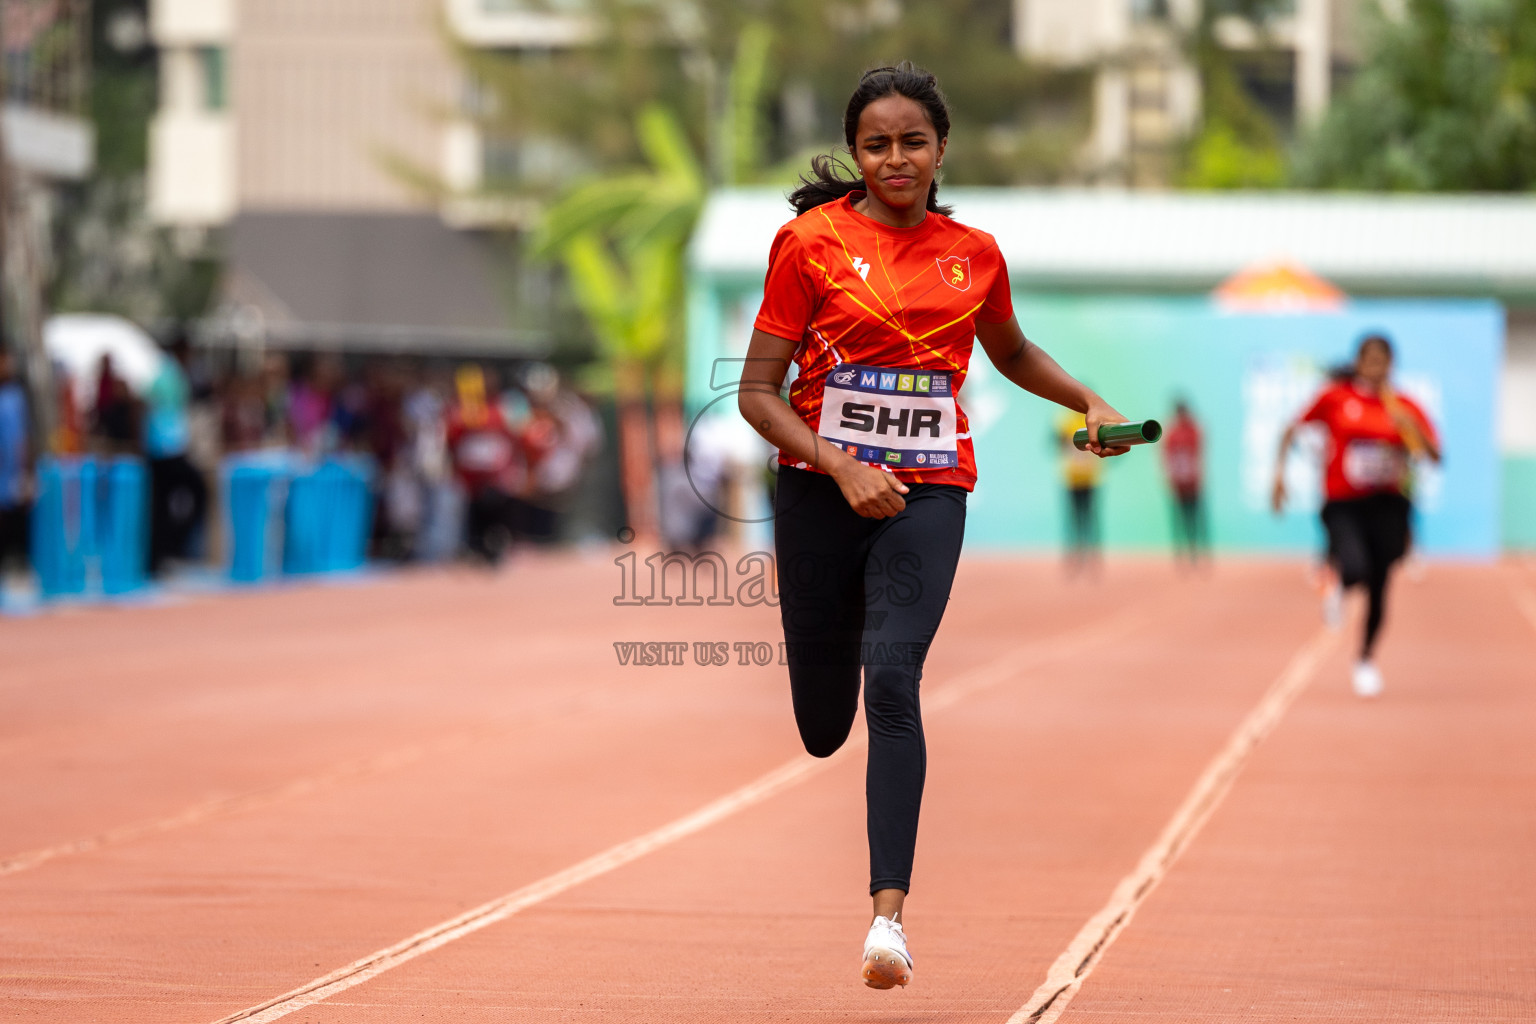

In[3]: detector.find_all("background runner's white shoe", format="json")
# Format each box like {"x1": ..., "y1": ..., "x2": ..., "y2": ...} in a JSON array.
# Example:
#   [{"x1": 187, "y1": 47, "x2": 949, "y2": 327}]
[
  {"x1": 1353, "y1": 661, "x2": 1383, "y2": 698},
  {"x1": 1322, "y1": 582, "x2": 1344, "y2": 630},
  {"x1": 862, "y1": 915, "x2": 913, "y2": 989}
]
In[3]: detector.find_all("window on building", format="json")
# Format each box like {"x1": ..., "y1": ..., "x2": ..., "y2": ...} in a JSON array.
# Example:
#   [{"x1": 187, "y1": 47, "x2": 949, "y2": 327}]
[
  {"x1": 199, "y1": 47, "x2": 227, "y2": 111},
  {"x1": 1209, "y1": 0, "x2": 1296, "y2": 13},
  {"x1": 481, "y1": 0, "x2": 587, "y2": 12},
  {"x1": 1131, "y1": 0, "x2": 1170, "y2": 20}
]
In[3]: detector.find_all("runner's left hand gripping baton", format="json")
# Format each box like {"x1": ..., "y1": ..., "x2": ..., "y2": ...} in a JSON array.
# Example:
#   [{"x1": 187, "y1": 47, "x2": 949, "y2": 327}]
[{"x1": 1072, "y1": 419, "x2": 1163, "y2": 451}]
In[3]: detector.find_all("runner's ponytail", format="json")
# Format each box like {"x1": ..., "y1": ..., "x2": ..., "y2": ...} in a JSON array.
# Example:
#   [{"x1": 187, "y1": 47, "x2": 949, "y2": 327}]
[{"x1": 788, "y1": 63, "x2": 953, "y2": 218}]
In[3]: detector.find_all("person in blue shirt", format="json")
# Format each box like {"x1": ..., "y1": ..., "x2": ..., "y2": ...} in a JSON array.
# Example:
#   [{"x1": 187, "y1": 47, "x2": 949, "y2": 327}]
[
  {"x1": 0, "y1": 346, "x2": 31, "y2": 578},
  {"x1": 145, "y1": 329, "x2": 207, "y2": 576}
]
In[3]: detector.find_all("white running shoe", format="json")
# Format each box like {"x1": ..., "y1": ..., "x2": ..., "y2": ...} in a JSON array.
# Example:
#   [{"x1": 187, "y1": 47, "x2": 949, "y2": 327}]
[
  {"x1": 1352, "y1": 661, "x2": 1383, "y2": 698},
  {"x1": 1322, "y1": 582, "x2": 1344, "y2": 630},
  {"x1": 862, "y1": 915, "x2": 913, "y2": 989}
]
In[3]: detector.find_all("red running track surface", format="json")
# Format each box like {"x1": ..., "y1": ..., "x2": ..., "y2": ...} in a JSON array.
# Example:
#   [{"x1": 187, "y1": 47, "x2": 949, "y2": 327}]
[{"x1": 2, "y1": 554, "x2": 1533, "y2": 1022}]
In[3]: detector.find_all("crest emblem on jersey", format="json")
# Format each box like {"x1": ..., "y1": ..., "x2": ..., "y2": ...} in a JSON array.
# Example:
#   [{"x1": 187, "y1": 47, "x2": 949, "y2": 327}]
[{"x1": 935, "y1": 255, "x2": 971, "y2": 291}]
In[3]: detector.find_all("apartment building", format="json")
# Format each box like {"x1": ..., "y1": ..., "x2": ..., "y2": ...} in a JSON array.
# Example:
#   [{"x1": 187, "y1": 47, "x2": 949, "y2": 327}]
[
  {"x1": 148, "y1": 0, "x2": 573, "y2": 354},
  {"x1": 1016, "y1": 0, "x2": 1363, "y2": 185}
]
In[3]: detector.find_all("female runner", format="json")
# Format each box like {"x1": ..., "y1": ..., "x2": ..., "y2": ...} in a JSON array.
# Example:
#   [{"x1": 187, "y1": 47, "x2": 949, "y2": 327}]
[
  {"x1": 736, "y1": 64, "x2": 1130, "y2": 990},
  {"x1": 1271, "y1": 334, "x2": 1441, "y2": 697}
]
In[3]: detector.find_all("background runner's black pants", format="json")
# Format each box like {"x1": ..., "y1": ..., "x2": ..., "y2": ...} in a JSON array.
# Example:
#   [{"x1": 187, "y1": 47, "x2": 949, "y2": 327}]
[
  {"x1": 774, "y1": 465, "x2": 967, "y2": 895},
  {"x1": 1322, "y1": 492, "x2": 1411, "y2": 659}
]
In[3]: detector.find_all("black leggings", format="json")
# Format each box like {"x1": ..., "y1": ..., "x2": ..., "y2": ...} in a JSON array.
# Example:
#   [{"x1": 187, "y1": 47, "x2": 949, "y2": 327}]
[
  {"x1": 1322, "y1": 493, "x2": 1411, "y2": 660},
  {"x1": 774, "y1": 465, "x2": 967, "y2": 895}
]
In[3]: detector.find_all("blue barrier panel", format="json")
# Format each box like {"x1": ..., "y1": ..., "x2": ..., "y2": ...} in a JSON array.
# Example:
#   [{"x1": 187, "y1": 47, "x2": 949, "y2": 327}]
[
  {"x1": 30, "y1": 460, "x2": 84, "y2": 597},
  {"x1": 282, "y1": 467, "x2": 321, "y2": 575},
  {"x1": 222, "y1": 452, "x2": 373, "y2": 581},
  {"x1": 280, "y1": 457, "x2": 374, "y2": 576},
  {"x1": 227, "y1": 465, "x2": 279, "y2": 583},
  {"x1": 324, "y1": 458, "x2": 373, "y2": 572},
  {"x1": 30, "y1": 457, "x2": 148, "y2": 599},
  {"x1": 98, "y1": 459, "x2": 147, "y2": 594},
  {"x1": 222, "y1": 450, "x2": 297, "y2": 584}
]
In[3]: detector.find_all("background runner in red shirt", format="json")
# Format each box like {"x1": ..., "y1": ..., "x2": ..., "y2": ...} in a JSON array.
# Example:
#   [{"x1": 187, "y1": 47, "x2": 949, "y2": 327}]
[
  {"x1": 736, "y1": 62, "x2": 1132, "y2": 993},
  {"x1": 1271, "y1": 334, "x2": 1441, "y2": 698},
  {"x1": 1162, "y1": 399, "x2": 1207, "y2": 567}
]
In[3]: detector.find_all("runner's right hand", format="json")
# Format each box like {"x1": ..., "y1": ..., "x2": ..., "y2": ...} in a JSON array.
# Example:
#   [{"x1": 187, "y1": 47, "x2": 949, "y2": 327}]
[{"x1": 832, "y1": 459, "x2": 909, "y2": 519}]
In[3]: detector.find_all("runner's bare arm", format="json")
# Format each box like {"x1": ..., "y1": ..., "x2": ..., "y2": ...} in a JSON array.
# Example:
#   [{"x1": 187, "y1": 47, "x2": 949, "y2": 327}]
[
  {"x1": 1271, "y1": 421, "x2": 1300, "y2": 513},
  {"x1": 1380, "y1": 386, "x2": 1442, "y2": 462},
  {"x1": 738, "y1": 328, "x2": 908, "y2": 518},
  {"x1": 975, "y1": 316, "x2": 1130, "y2": 457}
]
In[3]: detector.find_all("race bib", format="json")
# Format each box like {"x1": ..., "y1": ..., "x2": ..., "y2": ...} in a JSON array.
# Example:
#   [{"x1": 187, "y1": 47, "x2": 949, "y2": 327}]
[
  {"x1": 456, "y1": 430, "x2": 514, "y2": 473},
  {"x1": 816, "y1": 363, "x2": 958, "y2": 469},
  {"x1": 1342, "y1": 439, "x2": 1406, "y2": 489}
]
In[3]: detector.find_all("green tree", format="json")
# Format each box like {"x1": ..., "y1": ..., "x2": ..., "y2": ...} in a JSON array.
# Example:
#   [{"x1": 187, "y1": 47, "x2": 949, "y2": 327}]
[
  {"x1": 1180, "y1": 0, "x2": 1290, "y2": 188},
  {"x1": 529, "y1": 104, "x2": 705, "y2": 538},
  {"x1": 1293, "y1": 0, "x2": 1536, "y2": 190}
]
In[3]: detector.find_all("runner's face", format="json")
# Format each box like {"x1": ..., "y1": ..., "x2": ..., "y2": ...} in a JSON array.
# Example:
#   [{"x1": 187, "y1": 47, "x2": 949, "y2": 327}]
[
  {"x1": 853, "y1": 95, "x2": 945, "y2": 213},
  {"x1": 1356, "y1": 345, "x2": 1391, "y2": 387}
]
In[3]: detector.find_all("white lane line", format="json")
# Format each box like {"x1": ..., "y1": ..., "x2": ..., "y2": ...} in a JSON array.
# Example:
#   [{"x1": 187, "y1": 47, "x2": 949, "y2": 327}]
[
  {"x1": 1, "y1": 689, "x2": 611, "y2": 878},
  {"x1": 212, "y1": 753, "x2": 844, "y2": 1024},
  {"x1": 210, "y1": 610, "x2": 1151, "y2": 1024},
  {"x1": 0, "y1": 740, "x2": 459, "y2": 878},
  {"x1": 1006, "y1": 624, "x2": 1339, "y2": 1024}
]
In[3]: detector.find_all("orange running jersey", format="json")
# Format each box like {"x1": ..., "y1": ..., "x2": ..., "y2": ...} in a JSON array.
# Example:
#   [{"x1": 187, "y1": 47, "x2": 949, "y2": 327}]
[{"x1": 753, "y1": 192, "x2": 1013, "y2": 490}]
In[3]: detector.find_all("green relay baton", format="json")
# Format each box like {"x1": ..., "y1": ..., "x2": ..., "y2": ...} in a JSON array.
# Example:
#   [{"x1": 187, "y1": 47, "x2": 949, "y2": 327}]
[{"x1": 1072, "y1": 419, "x2": 1163, "y2": 451}]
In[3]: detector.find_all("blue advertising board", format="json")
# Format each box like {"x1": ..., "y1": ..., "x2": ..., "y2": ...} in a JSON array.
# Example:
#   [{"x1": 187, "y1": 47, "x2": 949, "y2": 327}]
[{"x1": 961, "y1": 296, "x2": 1503, "y2": 557}]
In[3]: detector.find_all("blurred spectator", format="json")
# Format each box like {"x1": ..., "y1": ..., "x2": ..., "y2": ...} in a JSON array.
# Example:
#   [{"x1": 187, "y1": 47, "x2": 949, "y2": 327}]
[
  {"x1": 401, "y1": 371, "x2": 456, "y2": 561},
  {"x1": 92, "y1": 353, "x2": 139, "y2": 455},
  {"x1": 1057, "y1": 410, "x2": 1102, "y2": 577},
  {"x1": 261, "y1": 353, "x2": 291, "y2": 447},
  {"x1": 518, "y1": 364, "x2": 601, "y2": 543},
  {"x1": 52, "y1": 360, "x2": 83, "y2": 455},
  {"x1": 446, "y1": 363, "x2": 523, "y2": 563},
  {"x1": 288, "y1": 355, "x2": 341, "y2": 455},
  {"x1": 657, "y1": 400, "x2": 723, "y2": 552},
  {"x1": 331, "y1": 372, "x2": 373, "y2": 453},
  {"x1": 0, "y1": 347, "x2": 31, "y2": 580},
  {"x1": 1162, "y1": 399, "x2": 1208, "y2": 567},
  {"x1": 221, "y1": 372, "x2": 270, "y2": 453},
  {"x1": 183, "y1": 343, "x2": 222, "y2": 476},
  {"x1": 362, "y1": 363, "x2": 411, "y2": 559},
  {"x1": 144, "y1": 330, "x2": 209, "y2": 577}
]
